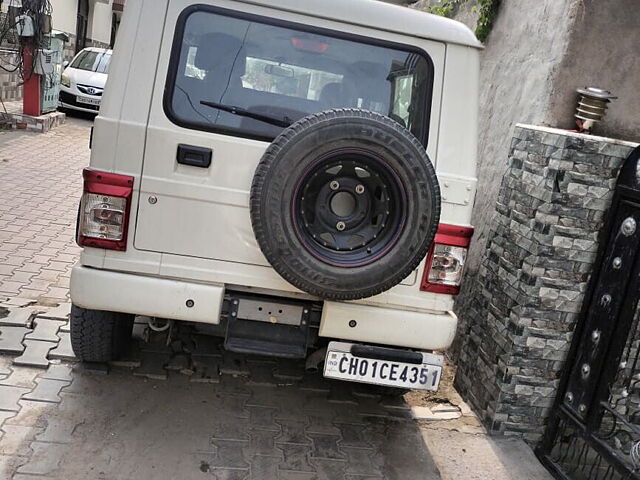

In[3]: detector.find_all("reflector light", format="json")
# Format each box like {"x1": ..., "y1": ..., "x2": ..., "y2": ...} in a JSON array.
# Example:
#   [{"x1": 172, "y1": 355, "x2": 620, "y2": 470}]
[
  {"x1": 290, "y1": 37, "x2": 329, "y2": 53},
  {"x1": 77, "y1": 169, "x2": 134, "y2": 251},
  {"x1": 421, "y1": 224, "x2": 474, "y2": 295}
]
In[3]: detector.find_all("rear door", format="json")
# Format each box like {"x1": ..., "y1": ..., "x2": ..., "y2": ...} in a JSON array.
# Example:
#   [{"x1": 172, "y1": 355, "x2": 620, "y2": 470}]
[{"x1": 134, "y1": 0, "x2": 445, "y2": 267}]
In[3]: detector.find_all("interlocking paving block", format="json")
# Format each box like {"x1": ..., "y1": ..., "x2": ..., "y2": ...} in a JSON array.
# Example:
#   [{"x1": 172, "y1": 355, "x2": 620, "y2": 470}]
[
  {"x1": 278, "y1": 444, "x2": 315, "y2": 472},
  {"x1": 246, "y1": 363, "x2": 279, "y2": 387},
  {"x1": 191, "y1": 334, "x2": 223, "y2": 357},
  {"x1": 0, "y1": 356, "x2": 11, "y2": 377},
  {"x1": 0, "y1": 326, "x2": 30, "y2": 354},
  {"x1": 273, "y1": 362, "x2": 306, "y2": 381},
  {"x1": 211, "y1": 417, "x2": 251, "y2": 441},
  {"x1": 38, "y1": 302, "x2": 71, "y2": 320},
  {"x1": 133, "y1": 351, "x2": 169, "y2": 380},
  {"x1": 16, "y1": 441, "x2": 67, "y2": 475},
  {"x1": 0, "y1": 411, "x2": 17, "y2": 428},
  {"x1": 343, "y1": 447, "x2": 383, "y2": 476},
  {"x1": 1, "y1": 297, "x2": 36, "y2": 308},
  {"x1": 351, "y1": 397, "x2": 393, "y2": 419},
  {"x1": 328, "y1": 383, "x2": 359, "y2": 405},
  {"x1": 246, "y1": 406, "x2": 279, "y2": 432},
  {"x1": 305, "y1": 411, "x2": 341, "y2": 436},
  {"x1": 40, "y1": 364, "x2": 73, "y2": 382},
  {"x1": 210, "y1": 439, "x2": 250, "y2": 468},
  {"x1": 49, "y1": 332, "x2": 76, "y2": 361},
  {"x1": 191, "y1": 355, "x2": 220, "y2": 383},
  {"x1": 247, "y1": 385, "x2": 297, "y2": 409},
  {"x1": 275, "y1": 418, "x2": 311, "y2": 445},
  {"x1": 380, "y1": 394, "x2": 411, "y2": 411},
  {"x1": 5, "y1": 401, "x2": 50, "y2": 427},
  {"x1": 36, "y1": 419, "x2": 78, "y2": 443},
  {"x1": 298, "y1": 372, "x2": 331, "y2": 393},
  {"x1": 0, "y1": 424, "x2": 42, "y2": 456},
  {"x1": 343, "y1": 475, "x2": 383, "y2": 480},
  {"x1": 248, "y1": 454, "x2": 280, "y2": 479},
  {"x1": 218, "y1": 376, "x2": 253, "y2": 396},
  {"x1": 0, "y1": 367, "x2": 41, "y2": 389},
  {"x1": 307, "y1": 433, "x2": 347, "y2": 460},
  {"x1": 244, "y1": 429, "x2": 281, "y2": 457},
  {"x1": 309, "y1": 458, "x2": 348, "y2": 479},
  {"x1": 335, "y1": 422, "x2": 373, "y2": 449},
  {"x1": 13, "y1": 340, "x2": 56, "y2": 368},
  {"x1": 13, "y1": 474, "x2": 64, "y2": 480},
  {"x1": 0, "y1": 309, "x2": 36, "y2": 328},
  {"x1": 220, "y1": 352, "x2": 250, "y2": 376},
  {"x1": 25, "y1": 318, "x2": 64, "y2": 343},
  {"x1": 209, "y1": 466, "x2": 249, "y2": 480},
  {"x1": 60, "y1": 320, "x2": 70, "y2": 333},
  {"x1": 22, "y1": 378, "x2": 70, "y2": 403}
]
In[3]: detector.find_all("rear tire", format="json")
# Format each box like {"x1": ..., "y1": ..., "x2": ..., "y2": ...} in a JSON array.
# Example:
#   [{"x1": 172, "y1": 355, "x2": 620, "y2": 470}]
[
  {"x1": 70, "y1": 305, "x2": 134, "y2": 362},
  {"x1": 250, "y1": 109, "x2": 441, "y2": 300}
]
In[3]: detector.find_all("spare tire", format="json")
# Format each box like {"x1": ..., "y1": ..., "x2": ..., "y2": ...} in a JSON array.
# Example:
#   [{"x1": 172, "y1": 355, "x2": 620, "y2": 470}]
[{"x1": 250, "y1": 109, "x2": 441, "y2": 300}]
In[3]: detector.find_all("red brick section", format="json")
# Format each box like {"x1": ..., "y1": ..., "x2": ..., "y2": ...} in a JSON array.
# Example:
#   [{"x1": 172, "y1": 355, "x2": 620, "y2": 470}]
[{"x1": 113, "y1": 0, "x2": 126, "y2": 12}]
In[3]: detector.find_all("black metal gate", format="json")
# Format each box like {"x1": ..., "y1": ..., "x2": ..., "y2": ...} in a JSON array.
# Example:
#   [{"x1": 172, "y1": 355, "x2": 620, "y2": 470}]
[{"x1": 538, "y1": 145, "x2": 640, "y2": 479}]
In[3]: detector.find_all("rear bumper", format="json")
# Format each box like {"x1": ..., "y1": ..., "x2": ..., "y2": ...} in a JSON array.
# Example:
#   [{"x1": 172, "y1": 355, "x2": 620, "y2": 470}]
[
  {"x1": 59, "y1": 90, "x2": 100, "y2": 113},
  {"x1": 70, "y1": 265, "x2": 457, "y2": 351}
]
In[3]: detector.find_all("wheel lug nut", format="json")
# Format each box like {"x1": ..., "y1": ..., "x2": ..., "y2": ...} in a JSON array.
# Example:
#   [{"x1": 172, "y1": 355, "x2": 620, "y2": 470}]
[
  {"x1": 336, "y1": 221, "x2": 346, "y2": 231},
  {"x1": 330, "y1": 181, "x2": 340, "y2": 190},
  {"x1": 355, "y1": 184, "x2": 365, "y2": 194}
]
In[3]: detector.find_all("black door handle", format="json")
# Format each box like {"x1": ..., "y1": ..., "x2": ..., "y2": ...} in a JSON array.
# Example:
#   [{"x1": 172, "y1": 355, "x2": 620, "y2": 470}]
[{"x1": 177, "y1": 144, "x2": 212, "y2": 168}]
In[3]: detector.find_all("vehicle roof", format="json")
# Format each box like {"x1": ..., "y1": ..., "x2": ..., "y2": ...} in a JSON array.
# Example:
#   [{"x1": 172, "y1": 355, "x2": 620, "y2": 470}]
[
  {"x1": 236, "y1": 0, "x2": 482, "y2": 49},
  {"x1": 80, "y1": 47, "x2": 113, "y2": 54}
]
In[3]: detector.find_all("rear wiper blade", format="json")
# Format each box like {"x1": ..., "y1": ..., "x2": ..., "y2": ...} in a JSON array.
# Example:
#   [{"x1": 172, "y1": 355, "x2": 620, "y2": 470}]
[{"x1": 200, "y1": 100, "x2": 293, "y2": 128}]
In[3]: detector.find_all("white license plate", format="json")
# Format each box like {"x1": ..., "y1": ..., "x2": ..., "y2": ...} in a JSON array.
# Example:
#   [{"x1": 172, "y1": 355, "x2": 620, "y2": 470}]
[
  {"x1": 76, "y1": 96, "x2": 100, "y2": 106},
  {"x1": 323, "y1": 341, "x2": 443, "y2": 391}
]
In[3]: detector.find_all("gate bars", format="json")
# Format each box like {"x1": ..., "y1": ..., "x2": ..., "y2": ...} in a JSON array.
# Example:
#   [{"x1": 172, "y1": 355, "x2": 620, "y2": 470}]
[{"x1": 537, "y1": 145, "x2": 640, "y2": 480}]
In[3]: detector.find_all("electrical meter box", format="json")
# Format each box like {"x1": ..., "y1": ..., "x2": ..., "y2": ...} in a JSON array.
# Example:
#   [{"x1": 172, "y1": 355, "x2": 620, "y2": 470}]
[{"x1": 41, "y1": 31, "x2": 69, "y2": 114}]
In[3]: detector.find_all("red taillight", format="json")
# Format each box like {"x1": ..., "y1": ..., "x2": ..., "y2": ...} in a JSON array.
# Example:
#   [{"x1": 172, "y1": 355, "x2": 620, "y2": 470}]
[
  {"x1": 421, "y1": 224, "x2": 474, "y2": 295},
  {"x1": 77, "y1": 168, "x2": 134, "y2": 251},
  {"x1": 290, "y1": 37, "x2": 329, "y2": 53}
]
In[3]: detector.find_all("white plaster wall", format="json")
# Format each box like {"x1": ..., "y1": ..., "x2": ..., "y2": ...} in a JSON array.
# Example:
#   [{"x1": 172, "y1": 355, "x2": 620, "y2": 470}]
[
  {"x1": 88, "y1": 0, "x2": 113, "y2": 45},
  {"x1": 50, "y1": 0, "x2": 78, "y2": 35}
]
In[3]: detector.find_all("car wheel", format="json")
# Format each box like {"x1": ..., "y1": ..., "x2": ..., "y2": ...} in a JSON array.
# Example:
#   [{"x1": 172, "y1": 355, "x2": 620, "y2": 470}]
[
  {"x1": 70, "y1": 305, "x2": 134, "y2": 362},
  {"x1": 250, "y1": 108, "x2": 441, "y2": 300}
]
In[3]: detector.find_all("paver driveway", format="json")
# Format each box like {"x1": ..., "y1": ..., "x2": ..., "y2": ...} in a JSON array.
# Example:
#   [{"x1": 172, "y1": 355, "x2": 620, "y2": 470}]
[
  {"x1": 0, "y1": 119, "x2": 86, "y2": 304},
  {"x1": 0, "y1": 114, "x2": 557, "y2": 480},
  {"x1": 0, "y1": 118, "x2": 443, "y2": 480}
]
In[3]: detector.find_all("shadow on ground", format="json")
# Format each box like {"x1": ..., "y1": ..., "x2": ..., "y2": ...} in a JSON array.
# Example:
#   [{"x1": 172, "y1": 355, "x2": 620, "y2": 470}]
[{"x1": 3, "y1": 324, "x2": 441, "y2": 480}]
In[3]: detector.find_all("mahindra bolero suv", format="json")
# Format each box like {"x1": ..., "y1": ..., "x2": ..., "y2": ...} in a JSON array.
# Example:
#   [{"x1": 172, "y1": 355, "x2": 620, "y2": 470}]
[{"x1": 70, "y1": 0, "x2": 481, "y2": 393}]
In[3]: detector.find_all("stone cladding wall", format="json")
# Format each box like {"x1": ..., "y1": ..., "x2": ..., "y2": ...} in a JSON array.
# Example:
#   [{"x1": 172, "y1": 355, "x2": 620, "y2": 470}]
[{"x1": 455, "y1": 124, "x2": 639, "y2": 443}]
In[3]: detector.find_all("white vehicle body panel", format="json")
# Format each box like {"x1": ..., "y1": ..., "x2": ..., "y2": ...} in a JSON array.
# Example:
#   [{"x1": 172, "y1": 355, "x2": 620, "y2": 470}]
[{"x1": 72, "y1": 0, "x2": 481, "y2": 352}]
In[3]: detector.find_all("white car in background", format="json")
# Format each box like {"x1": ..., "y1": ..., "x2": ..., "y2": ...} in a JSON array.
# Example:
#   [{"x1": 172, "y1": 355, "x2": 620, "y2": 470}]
[{"x1": 59, "y1": 47, "x2": 112, "y2": 114}]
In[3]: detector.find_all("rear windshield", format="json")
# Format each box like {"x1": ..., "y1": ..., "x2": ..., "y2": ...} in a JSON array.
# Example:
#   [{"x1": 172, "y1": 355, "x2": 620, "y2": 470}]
[
  {"x1": 70, "y1": 51, "x2": 111, "y2": 74},
  {"x1": 167, "y1": 7, "x2": 433, "y2": 144}
]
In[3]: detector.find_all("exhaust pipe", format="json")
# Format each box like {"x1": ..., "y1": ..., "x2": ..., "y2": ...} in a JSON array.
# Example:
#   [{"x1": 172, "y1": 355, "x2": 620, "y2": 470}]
[
  {"x1": 305, "y1": 347, "x2": 327, "y2": 372},
  {"x1": 148, "y1": 317, "x2": 172, "y2": 333}
]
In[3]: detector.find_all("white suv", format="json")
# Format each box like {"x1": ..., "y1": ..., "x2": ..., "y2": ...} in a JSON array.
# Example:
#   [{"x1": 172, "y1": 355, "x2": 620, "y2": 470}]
[{"x1": 69, "y1": 0, "x2": 481, "y2": 393}]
